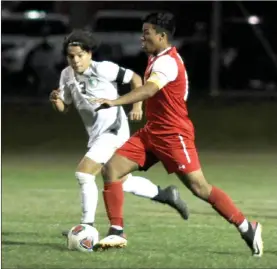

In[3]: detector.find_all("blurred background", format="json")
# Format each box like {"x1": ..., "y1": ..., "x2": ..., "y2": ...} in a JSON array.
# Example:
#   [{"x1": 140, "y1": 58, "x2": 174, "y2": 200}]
[
  {"x1": 2, "y1": 1, "x2": 277, "y2": 153},
  {"x1": 2, "y1": 0, "x2": 277, "y2": 98}
]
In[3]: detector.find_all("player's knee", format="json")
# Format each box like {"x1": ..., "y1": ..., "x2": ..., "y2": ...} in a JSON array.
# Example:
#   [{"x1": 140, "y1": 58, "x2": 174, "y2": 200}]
[
  {"x1": 190, "y1": 179, "x2": 212, "y2": 200},
  {"x1": 101, "y1": 162, "x2": 118, "y2": 183},
  {"x1": 184, "y1": 172, "x2": 212, "y2": 200},
  {"x1": 75, "y1": 171, "x2": 95, "y2": 185}
]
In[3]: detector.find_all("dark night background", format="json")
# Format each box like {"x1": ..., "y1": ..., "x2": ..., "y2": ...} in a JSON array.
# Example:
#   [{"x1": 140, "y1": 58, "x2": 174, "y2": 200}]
[
  {"x1": 2, "y1": 1, "x2": 277, "y2": 153},
  {"x1": 2, "y1": 1, "x2": 277, "y2": 97}
]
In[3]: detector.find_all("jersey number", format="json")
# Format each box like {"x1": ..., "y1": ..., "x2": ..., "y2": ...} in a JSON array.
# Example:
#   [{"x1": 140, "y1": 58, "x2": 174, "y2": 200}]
[{"x1": 79, "y1": 81, "x2": 86, "y2": 94}]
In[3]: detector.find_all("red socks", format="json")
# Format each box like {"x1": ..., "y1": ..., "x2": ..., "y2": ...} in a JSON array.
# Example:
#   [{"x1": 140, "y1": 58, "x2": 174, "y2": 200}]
[
  {"x1": 102, "y1": 183, "x2": 245, "y2": 229},
  {"x1": 103, "y1": 181, "x2": 124, "y2": 227},
  {"x1": 208, "y1": 186, "x2": 245, "y2": 227}
]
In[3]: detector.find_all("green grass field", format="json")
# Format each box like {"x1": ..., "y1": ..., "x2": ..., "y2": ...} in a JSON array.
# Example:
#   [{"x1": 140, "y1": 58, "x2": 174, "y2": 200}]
[{"x1": 2, "y1": 102, "x2": 277, "y2": 268}]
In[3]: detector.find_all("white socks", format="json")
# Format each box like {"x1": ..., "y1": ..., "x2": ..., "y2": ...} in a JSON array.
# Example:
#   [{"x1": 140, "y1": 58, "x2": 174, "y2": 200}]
[
  {"x1": 238, "y1": 219, "x2": 249, "y2": 233},
  {"x1": 75, "y1": 172, "x2": 98, "y2": 224},
  {"x1": 123, "y1": 174, "x2": 159, "y2": 199},
  {"x1": 111, "y1": 225, "x2": 123, "y2": 231},
  {"x1": 75, "y1": 172, "x2": 159, "y2": 224}
]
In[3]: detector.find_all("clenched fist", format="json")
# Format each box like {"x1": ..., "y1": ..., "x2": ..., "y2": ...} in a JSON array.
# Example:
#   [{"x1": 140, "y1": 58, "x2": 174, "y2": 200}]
[
  {"x1": 129, "y1": 107, "x2": 143, "y2": 121},
  {"x1": 49, "y1": 89, "x2": 61, "y2": 103}
]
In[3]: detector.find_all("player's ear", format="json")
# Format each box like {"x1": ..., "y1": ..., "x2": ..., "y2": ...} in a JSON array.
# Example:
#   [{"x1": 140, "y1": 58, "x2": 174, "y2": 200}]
[
  {"x1": 160, "y1": 32, "x2": 167, "y2": 41},
  {"x1": 158, "y1": 32, "x2": 163, "y2": 42}
]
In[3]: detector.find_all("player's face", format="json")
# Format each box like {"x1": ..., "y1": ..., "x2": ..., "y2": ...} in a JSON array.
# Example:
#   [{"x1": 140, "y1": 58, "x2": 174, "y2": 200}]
[
  {"x1": 141, "y1": 23, "x2": 164, "y2": 55},
  {"x1": 67, "y1": 46, "x2": 92, "y2": 74}
]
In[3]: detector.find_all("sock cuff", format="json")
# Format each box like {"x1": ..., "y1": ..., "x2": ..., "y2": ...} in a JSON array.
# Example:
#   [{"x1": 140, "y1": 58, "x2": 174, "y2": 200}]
[
  {"x1": 104, "y1": 181, "x2": 122, "y2": 190},
  {"x1": 207, "y1": 185, "x2": 218, "y2": 204},
  {"x1": 75, "y1": 172, "x2": 95, "y2": 184}
]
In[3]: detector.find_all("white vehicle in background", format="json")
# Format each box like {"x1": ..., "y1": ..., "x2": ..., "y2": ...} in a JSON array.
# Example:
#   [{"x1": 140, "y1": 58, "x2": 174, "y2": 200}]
[
  {"x1": 2, "y1": 11, "x2": 70, "y2": 73},
  {"x1": 90, "y1": 10, "x2": 185, "y2": 60}
]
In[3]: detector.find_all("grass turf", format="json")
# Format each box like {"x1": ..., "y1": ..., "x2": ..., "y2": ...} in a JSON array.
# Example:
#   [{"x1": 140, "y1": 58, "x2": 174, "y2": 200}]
[
  {"x1": 2, "y1": 151, "x2": 277, "y2": 268},
  {"x1": 2, "y1": 101, "x2": 277, "y2": 268}
]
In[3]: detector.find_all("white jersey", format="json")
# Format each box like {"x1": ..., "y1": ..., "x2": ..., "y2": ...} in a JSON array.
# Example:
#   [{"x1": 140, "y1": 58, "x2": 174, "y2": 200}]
[{"x1": 59, "y1": 60, "x2": 134, "y2": 147}]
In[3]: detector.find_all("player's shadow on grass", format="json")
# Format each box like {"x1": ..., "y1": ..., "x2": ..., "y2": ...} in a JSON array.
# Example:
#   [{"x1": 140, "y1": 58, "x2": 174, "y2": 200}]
[
  {"x1": 191, "y1": 210, "x2": 277, "y2": 220},
  {"x1": 208, "y1": 250, "x2": 245, "y2": 256},
  {"x1": 209, "y1": 249, "x2": 277, "y2": 256},
  {"x1": 2, "y1": 231, "x2": 40, "y2": 237},
  {"x1": 266, "y1": 250, "x2": 277, "y2": 256},
  {"x1": 2, "y1": 240, "x2": 67, "y2": 251},
  {"x1": 184, "y1": 245, "x2": 246, "y2": 256}
]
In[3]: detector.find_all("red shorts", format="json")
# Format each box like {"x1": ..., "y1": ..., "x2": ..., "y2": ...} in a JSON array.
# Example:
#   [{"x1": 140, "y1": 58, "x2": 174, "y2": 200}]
[{"x1": 116, "y1": 128, "x2": 201, "y2": 174}]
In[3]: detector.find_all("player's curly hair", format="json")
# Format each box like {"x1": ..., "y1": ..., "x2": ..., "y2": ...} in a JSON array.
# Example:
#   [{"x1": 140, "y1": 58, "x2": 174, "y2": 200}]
[
  {"x1": 63, "y1": 29, "x2": 99, "y2": 56},
  {"x1": 143, "y1": 12, "x2": 176, "y2": 37}
]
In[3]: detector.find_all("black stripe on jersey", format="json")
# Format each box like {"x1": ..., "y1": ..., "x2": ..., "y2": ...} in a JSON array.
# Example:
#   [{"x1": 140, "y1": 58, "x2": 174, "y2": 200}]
[
  {"x1": 116, "y1": 67, "x2": 126, "y2": 84},
  {"x1": 108, "y1": 106, "x2": 121, "y2": 135}
]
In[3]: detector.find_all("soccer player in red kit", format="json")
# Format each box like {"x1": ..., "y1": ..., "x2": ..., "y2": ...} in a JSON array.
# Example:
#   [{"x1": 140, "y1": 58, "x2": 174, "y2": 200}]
[{"x1": 91, "y1": 12, "x2": 263, "y2": 256}]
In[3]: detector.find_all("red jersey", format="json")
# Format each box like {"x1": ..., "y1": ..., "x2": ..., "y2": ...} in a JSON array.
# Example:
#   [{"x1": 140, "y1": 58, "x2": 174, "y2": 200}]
[{"x1": 144, "y1": 47, "x2": 195, "y2": 140}]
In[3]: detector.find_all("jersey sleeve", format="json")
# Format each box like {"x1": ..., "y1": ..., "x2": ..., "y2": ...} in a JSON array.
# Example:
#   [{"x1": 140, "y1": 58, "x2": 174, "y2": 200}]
[
  {"x1": 147, "y1": 55, "x2": 178, "y2": 89},
  {"x1": 96, "y1": 61, "x2": 134, "y2": 84},
  {"x1": 58, "y1": 69, "x2": 73, "y2": 105}
]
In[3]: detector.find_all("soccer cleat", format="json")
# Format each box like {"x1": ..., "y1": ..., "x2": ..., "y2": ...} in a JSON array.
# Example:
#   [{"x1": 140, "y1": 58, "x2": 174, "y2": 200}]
[
  {"x1": 61, "y1": 222, "x2": 94, "y2": 237},
  {"x1": 62, "y1": 230, "x2": 69, "y2": 237},
  {"x1": 152, "y1": 185, "x2": 189, "y2": 220},
  {"x1": 241, "y1": 221, "x2": 263, "y2": 257},
  {"x1": 93, "y1": 227, "x2": 127, "y2": 251}
]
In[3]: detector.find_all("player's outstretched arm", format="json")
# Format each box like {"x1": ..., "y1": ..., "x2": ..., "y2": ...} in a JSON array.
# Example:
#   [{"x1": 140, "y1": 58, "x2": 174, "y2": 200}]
[
  {"x1": 110, "y1": 56, "x2": 175, "y2": 108},
  {"x1": 130, "y1": 72, "x2": 143, "y2": 89},
  {"x1": 93, "y1": 82, "x2": 159, "y2": 111},
  {"x1": 114, "y1": 81, "x2": 159, "y2": 105}
]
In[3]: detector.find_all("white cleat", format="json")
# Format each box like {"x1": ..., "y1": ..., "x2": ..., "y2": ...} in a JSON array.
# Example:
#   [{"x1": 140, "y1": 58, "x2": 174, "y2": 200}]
[
  {"x1": 93, "y1": 235, "x2": 127, "y2": 251},
  {"x1": 252, "y1": 222, "x2": 263, "y2": 257},
  {"x1": 241, "y1": 221, "x2": 263, "y2": 257}
]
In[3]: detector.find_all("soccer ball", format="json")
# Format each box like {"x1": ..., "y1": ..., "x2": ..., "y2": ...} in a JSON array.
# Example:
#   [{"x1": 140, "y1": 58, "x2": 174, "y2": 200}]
[{"x1": 67, "y1": 224, "x2": 99, "y2": 252}]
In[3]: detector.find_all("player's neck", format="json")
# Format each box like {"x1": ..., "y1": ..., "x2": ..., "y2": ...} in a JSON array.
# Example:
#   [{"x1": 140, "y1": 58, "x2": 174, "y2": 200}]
[
  {"x1": 154, "y1": 45, "x2": 172, "y2": 56},
  {"x1": 74, "y1": 62, "x2": 92, "y2": 76}
]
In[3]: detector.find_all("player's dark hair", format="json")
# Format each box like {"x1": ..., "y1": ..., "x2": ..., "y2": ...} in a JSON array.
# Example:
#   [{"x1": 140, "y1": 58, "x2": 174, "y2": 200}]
[
  {"x1": 142, "y1": 12, "x2": 176, "y2": 38},
  {"x1": 63, "y1": 29, "x2": 99, "y2": 56}
]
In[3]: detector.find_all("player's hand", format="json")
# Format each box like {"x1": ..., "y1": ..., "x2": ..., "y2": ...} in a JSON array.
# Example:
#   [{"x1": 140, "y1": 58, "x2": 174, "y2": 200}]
[
  {"x1": 49, "y1": 89, "x2": 61, "y2": 103},
  {"x1": 129, "y1": 107, "x2": 143, "y2": 121},
  {"x1": 89, "y1": 98, "x2": 115, "y2": 112}
]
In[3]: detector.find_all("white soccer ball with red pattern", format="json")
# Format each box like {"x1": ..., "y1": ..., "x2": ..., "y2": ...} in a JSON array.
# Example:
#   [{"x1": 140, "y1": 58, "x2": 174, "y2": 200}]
[{"x1": 67, "y1": 224, "x2": 99, "y2": 252}]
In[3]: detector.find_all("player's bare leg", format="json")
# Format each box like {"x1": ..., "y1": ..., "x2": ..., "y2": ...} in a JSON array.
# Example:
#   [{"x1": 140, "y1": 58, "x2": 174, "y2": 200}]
[{"x1": 176, "y1": 169, "x2": 263, "y2": 257}]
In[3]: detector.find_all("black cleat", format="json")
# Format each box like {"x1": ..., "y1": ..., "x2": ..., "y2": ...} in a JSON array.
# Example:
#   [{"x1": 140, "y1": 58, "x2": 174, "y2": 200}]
[
  {"x1": 241, "y1": 221, "x2": 263, "y2": 257},
  {"x1": 152, "y1": 185, "x2": 189, "y2": 220},
  {"x1": 62, "y1": 230, "x2": 69, "y2": 237},
  {"x1": 106, "y1": 227, "x2": 126, "y2": 238}
]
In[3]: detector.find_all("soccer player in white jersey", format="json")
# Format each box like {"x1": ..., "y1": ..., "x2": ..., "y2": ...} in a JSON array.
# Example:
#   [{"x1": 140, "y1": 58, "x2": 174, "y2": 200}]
[{"x1": 49, "y1": 30, "x2": 189, "y2": 234}]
